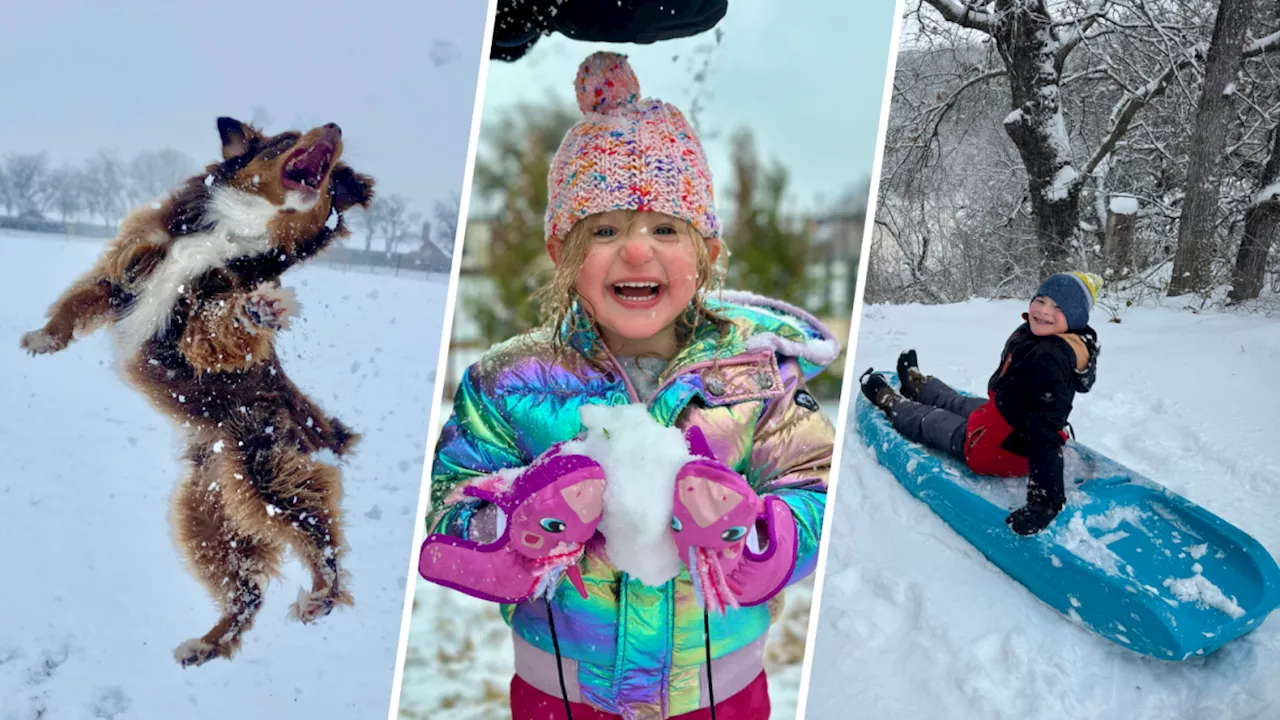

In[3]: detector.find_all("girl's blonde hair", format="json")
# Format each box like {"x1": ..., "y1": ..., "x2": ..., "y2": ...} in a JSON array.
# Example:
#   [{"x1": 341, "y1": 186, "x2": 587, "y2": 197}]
[{"x1": 533, "y1": 211, "x2": 732, "y2": 364}]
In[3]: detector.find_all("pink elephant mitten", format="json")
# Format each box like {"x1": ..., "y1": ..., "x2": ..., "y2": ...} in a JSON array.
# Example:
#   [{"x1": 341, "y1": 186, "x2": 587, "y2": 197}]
[
  {"x1": 419, "y1": 443, "x2": 606, "y2": 604},
  {"x1": 671, "y1": 426, "x2": 799, "y2": 614}
]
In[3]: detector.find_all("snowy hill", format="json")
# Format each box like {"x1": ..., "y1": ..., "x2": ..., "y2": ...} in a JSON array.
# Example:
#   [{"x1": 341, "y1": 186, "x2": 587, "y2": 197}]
[
  {"x1": 803, "y1": 300, "x2": 1280, "y2": 719},
  {"x1": 1, "y1": 231, "x2": 446, "y2": 719}
]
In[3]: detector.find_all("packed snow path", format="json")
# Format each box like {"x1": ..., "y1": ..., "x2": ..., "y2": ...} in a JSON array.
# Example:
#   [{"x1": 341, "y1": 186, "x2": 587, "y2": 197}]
[
  {"x1": 1, "y1": 231, "x2": 446, "y2": 719},
  {"x1": 806, "y1": 300, "x2": 1280, "y2": 720}
]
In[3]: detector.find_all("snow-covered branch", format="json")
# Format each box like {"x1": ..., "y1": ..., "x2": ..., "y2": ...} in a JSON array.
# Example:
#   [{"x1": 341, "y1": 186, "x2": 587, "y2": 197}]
[
  {"x1": 1244, "y1": 30, "x2": 1280, "y2": 58},
  {"x1": 1081, "y1": 19, "x2": 1280, "y2": 178},
  {"x1": 1083, "y1": 44, "x2": 1207, "y2": 176},
  {"x1": 923, "y1": 0, "x2": 995, "y2": 34},
  {"x1": 1057, "y1": 0, "x2": 1111, "y2": 64}
]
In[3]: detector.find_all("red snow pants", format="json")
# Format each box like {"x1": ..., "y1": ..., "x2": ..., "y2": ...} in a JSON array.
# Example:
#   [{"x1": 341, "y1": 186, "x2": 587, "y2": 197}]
[
  {"x1": 963, "y1": 390, "x2": 1067, "y2": 477},
  {"x1": 509, "y1": 670, "x2": 771, "y2": 720}
]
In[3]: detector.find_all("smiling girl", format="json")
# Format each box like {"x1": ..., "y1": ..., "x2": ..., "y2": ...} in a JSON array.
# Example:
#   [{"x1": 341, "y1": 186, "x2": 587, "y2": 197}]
[
  {"x1": 860, "y1": 272, "x2": 1102, "y2": 536},
  {"x1": 418, "y1": 52, "x2": 839, "y2": 719}
]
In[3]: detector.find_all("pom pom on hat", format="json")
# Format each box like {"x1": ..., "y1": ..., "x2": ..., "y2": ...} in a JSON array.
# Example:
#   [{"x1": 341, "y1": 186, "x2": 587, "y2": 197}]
[{"x1": 575, "y1": 51, "x2": 640, "y2": 115}]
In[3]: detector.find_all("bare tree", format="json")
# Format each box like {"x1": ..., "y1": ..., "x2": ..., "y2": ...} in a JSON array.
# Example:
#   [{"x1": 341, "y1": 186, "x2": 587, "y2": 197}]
[
  {"x1": 433, "y1": 193, "x2": 461, "y2": 257},
  {"x1": 82, "y1": 151, "x2": 128, "y2": 226},
  {"x1": 1230, "y1": 22, "x2": 1280, "y2": 304},
  {"x1": 919, "y1": 0, "x2": 1110, "y2": 271},
  {"x1": 3, "y1": 153, "x2": 51, "y2": 218},
  {"x1": 872, "y1": 0, "x2": 1280, "y2": 306},
  {"x1": 1169, "y1": 0, "x2": 1256, "y2": 296},
  {"x1": 357, "y1": 194, "x2": 419, "y2": 256},
  {"x1": 130, "y1": 149, "x2": 197, "y2": 203},
  {"x1": 46, "y1": 164, "x2": 88, "y2": 226}
]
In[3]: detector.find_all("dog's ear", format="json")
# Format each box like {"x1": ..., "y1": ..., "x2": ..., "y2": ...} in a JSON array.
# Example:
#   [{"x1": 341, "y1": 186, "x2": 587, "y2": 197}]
[
  {"x1": 217, "y1": 117, "x2": 258, "y2": 160},
  {"x1": 330, "y1": 164, "x2": 376, "y2": 212}
]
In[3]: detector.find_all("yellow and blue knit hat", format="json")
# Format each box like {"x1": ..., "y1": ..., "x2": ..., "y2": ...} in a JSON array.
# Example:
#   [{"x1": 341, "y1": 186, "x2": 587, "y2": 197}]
[{"x1": 1034, "y1": 271, "x2": 1103, "y2": 330}]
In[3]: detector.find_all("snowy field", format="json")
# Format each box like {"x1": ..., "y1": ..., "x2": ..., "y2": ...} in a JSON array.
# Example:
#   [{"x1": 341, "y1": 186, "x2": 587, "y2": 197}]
[
  {"x1": 805, "y1": 299, "x2": 1280, "y2": 720},
  {"x1": 1, "y1": 231, "x2": 446, "y2": 719}
]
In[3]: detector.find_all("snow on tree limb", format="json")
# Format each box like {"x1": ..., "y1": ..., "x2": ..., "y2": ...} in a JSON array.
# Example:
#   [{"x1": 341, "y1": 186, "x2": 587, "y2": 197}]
[
  {"x1": 923, "y1": 0, "x2": 994, "y2": 34},
  {"x1": 1079, "y1": 20, "x2": 1280, "y2": 178},
  {"x1": 1244, "y1": 29, "x2": 1280, "y2": 58},
  {"x1": 1057, "y1": 0, "x2": 1111, "y2": 64},
  {"x1": 1082, "y1": 47, "x2": 1204, "y2": 177}
]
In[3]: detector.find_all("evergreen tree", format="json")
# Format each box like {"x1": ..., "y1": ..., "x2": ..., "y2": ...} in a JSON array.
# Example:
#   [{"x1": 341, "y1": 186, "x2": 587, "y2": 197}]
[
  {"x1": 724, "y1": 129, "x2": 814, "y2": 307},
  {"x1": 466, "y1": 100, "x2": 577, "y2": 344}
]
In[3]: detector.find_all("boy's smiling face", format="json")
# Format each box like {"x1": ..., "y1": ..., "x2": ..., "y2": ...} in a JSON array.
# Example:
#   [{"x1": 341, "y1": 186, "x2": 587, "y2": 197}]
[
  {"x1": 550, "y1": 210, "x2": 721, "y2": 358},
  {"x1": 1028, "y1": 295, "x2": 1069, "y2": 336}
]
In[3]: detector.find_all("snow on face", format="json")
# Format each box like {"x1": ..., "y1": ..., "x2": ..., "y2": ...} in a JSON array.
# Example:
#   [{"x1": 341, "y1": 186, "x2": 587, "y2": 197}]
[
  {"x1": 571, "y1": 210, "x2": 706, "y2": 353},
  {"x1": 573, "y1": 403, "x2": 692, "y2": 586}
]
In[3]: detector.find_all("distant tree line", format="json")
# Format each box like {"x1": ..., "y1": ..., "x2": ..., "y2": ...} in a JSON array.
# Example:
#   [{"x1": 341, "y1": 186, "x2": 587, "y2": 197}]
[{"x1": 0, "y1": 149, "x2": 460, "y2": 274}]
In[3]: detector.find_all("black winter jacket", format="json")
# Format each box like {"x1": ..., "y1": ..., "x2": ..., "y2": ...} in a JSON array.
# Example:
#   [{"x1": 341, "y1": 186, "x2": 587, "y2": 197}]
[
  {"x1": 987, "y1": 317, "x2": 1099, "y2": 506},
  {"x1": 491, "y1": 0, "x2": 728, "y2": 61}
]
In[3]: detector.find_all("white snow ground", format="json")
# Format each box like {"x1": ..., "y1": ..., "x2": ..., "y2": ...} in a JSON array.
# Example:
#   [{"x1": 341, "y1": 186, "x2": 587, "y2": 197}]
[
  {"x1": 1, "y1": 230, "x2": 447, "y2": 719},
  {"x1": 805, "y1": 299, "x2": 1280, "y2": 720}
]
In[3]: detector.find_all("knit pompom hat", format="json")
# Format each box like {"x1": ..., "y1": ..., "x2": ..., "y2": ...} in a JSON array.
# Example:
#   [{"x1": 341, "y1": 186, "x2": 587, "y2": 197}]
[
  {"x1": 544, "y1": 51, "x2": 720, "y2": 243},
  {"x1": 1034, "y1": 271, "x2": 1104, "y2": 330}
]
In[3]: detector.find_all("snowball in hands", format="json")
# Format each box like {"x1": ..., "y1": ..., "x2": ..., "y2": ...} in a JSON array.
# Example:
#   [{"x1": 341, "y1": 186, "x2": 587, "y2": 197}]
[{"x1": 569, "y1": 404, "x2": 693, "y2": 587}]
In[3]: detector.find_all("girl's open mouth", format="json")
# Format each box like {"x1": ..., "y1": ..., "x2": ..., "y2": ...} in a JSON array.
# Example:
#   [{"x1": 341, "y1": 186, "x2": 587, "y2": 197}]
[{"x1": 612, "y1": 281, "x2": 664, "y2": 307}]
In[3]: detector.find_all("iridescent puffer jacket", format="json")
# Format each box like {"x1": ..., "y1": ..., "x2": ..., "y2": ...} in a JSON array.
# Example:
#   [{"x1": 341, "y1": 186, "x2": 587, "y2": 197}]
[{"x1": 428, "y1": 291, "x2": 839, "y2": 718}]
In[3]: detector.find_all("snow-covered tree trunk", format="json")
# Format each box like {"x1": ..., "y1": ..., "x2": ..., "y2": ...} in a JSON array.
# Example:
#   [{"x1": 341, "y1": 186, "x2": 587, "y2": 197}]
[
  {"x1": 1228, "y1": 4, "x2": 1280, "y2": 304},
  {"x1": 923, "y1": 0, "x2": 1100, "y2": 275},
  {"x1": 992, "y1": 0, "x2": 1082, "y2": 273},
  {"x1": 1169, "y1": 0, "x2": 1254, "y2": 296},
  {"x1": 1229, "y1": 104, "x2": 1280, "y2": 303}
]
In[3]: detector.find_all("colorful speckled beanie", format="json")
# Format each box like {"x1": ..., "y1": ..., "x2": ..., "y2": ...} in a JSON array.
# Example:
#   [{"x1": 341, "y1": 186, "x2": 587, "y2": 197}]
[{"x1": 544, "y1": 51, "x2": 720, "y2": 243}]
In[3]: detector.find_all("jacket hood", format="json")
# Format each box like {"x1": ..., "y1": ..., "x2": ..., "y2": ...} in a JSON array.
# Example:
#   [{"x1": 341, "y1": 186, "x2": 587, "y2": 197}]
[{"x1": 707, "y1": 290, "x2": 842, "y2": 381}]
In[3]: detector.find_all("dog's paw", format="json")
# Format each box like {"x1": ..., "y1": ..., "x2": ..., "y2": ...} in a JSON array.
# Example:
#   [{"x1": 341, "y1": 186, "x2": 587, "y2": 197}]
[
  {"x1": 173, "y1": 638, "x2": 223, "y2": 668},
  {"x1": 20, "y1": 329, "x2": 67, "y2": 355},
  {"x1": 288, "y1": 580, "x2": 354, "y2": 625},
  {"x1": 327, "y1": 418, "x2": 361, "y2": 457},
  {"x1": 243, "y1": 286, "x2": 298, "y2": 331}
]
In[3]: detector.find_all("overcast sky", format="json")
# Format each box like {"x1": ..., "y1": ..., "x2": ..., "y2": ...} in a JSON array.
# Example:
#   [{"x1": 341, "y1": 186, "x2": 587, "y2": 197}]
[
  {"x1": 0, "y1": 0, "x2": 489, "y2": 214},
  {"x1": 477, "y1": 0, "x2": 901, "y2": 216}
]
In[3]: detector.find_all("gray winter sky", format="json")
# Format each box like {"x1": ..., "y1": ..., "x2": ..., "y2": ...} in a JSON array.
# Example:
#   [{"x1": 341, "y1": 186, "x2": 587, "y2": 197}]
[
  {"x1": 477, "y1": 0, "x2": 901, "y2": 216},
  {"x1": 0, "y1": 0, "x2": 489, "y2": 214}
]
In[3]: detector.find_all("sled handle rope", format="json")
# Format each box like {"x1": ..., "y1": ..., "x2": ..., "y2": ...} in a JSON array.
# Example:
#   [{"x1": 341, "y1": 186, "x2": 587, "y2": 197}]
[{"x1": 546, "y1": 598, "x2": 574, "y2": 719}]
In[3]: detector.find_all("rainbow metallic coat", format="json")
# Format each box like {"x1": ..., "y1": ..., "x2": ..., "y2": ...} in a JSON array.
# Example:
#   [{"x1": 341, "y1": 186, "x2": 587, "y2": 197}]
[{"x1": 428, "y1": 291, "x2": 839, "y2": 717}]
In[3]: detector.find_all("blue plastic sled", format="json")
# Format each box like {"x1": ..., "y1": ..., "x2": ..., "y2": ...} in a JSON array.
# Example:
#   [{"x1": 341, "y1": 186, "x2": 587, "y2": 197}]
[{"x1": 856, "y1": 373, "x2": 1280, "y2": 661}]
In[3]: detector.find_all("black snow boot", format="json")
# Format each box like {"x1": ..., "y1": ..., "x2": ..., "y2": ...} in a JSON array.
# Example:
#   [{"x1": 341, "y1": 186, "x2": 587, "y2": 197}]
[
  {"x1": 1006, "y1": 501, "x2": 1063, "y2": 536},
  {"x1": 859, "y1": 368, "x2": 900, "y2": 413},
  {"x1": 897, "y1": 349, "x2": 928, "y2": 400}
]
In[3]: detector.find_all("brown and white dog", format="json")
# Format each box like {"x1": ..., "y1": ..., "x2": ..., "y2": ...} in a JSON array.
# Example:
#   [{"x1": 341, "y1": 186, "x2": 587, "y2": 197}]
[{"x1": 19, "y1": 117, "x2": 375, "y2": 667}]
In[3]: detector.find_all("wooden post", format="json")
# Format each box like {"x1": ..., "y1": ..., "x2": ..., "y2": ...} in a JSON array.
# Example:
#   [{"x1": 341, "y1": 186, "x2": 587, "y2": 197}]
[{"x1": 1105, "y1": 195, "x2": 1138, "y2": 277}]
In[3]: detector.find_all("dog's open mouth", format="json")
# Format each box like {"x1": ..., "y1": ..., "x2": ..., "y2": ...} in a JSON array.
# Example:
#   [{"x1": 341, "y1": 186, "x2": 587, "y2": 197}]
[{"x1": 281, "y1": 142, "x2": 334, "y2": 194}]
